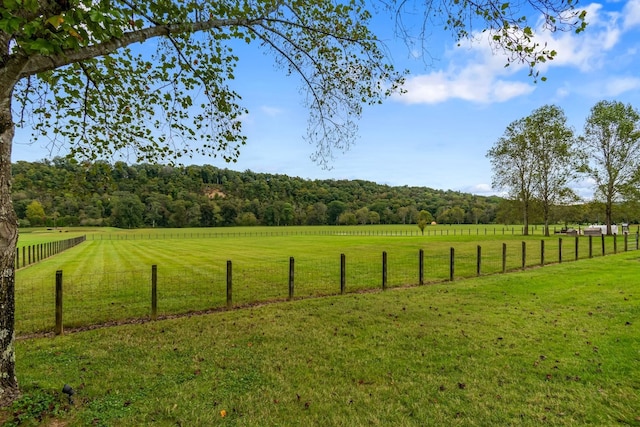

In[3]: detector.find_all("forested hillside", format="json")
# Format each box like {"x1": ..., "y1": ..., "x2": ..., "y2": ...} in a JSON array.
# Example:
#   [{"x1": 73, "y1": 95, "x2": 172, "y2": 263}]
[{"x1": 12, "y1": 158, "x2": 504, "y2": 228}]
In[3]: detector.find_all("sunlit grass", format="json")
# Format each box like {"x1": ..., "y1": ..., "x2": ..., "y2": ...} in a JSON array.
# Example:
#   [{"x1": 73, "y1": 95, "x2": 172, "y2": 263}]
[
  {"x1": 15, "y1": 226, "x2": 639, "y2": 335},
  {"x1": 11, "y1": 251, "x2": 640, "y2": 426}
]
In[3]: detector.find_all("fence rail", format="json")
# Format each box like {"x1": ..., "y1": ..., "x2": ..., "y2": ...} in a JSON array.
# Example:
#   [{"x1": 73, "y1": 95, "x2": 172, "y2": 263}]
[
  {"x1": 86, "y1": 226, "x2": 640, "y2": 241},
  {"x1": 16, "y1": 235, "x2": 86, "y2": 269},
  {"x1": 16, "y1": 233, "x2": 639, "y2": 336}
]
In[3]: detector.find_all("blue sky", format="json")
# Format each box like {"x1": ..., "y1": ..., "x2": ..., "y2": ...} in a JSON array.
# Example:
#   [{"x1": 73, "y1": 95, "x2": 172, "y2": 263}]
[{"x1": 12, "y1": 0, "x2": 640, "y2": 198}]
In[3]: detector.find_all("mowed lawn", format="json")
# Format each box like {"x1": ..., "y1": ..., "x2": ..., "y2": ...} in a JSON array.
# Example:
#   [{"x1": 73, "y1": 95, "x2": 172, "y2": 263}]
[
  {"x1": 8, "y1": 249, "x2": 640, "y2": 426},
  {"x1": 15, "y1": 226, "x2": 635, "y2": 335}
]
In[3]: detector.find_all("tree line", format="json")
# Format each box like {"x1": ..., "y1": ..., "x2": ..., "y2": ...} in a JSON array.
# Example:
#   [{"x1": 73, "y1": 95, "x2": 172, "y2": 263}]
[
  {"x1": 488, "y1": 101, "x2": 640, "y2": 236},
  {"x1": 13, "y1": 159, "x2": 504, "y2": 228}
]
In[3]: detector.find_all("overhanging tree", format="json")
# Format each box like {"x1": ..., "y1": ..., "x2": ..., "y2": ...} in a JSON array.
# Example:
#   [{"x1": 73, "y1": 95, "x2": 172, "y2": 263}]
[{"x1": 1, "y1": 0, "x2": 587, "y2": 405}]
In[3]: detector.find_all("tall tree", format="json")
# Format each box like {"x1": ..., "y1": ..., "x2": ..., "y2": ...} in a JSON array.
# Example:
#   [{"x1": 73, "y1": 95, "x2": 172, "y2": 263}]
[
  {"x1": 487, "y1": 117, "x2": 536, "y2": 235},
  {"x1": 0, "y1": 0, "x2": 587, "y2": 406},
  {"x1": 527, "y1": 105, "x2": 580, "y2": 236},
  {"x1": 580, "y1": 101, "x2": 640, "y2": 235},
  {"x1": 24, "y1": 199, "x2": 45, "y2": 226}
]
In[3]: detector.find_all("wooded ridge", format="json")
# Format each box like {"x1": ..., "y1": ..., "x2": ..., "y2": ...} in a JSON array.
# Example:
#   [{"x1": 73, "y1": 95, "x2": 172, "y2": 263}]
[{"x1": 12, "y1": 159, "x2": 502, "y2": 228}]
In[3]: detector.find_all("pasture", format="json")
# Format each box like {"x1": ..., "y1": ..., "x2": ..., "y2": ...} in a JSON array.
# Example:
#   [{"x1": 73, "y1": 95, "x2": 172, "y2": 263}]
[
  {"x1": 15, "y1": 225, "x2": 633, "y2": 335},
  {"x1": 7, "y1": 240, "x2": 640, "y2": 426}
]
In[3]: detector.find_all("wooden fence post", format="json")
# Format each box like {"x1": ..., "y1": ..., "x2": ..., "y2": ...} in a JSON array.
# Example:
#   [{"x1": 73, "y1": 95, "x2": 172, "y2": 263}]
[
  {"x1": 624, "y1": 233, "x2": 628, "y2": 252},
  {"x1": 288, "y1": 257, "x2": 294, "y2": 301},
  {"x1": 613, "y1": 234, "x2": 617, "y2": 254},
  {"x1": 601, "y1": 234, "x2": 605, "y2": 256},
  {"x1": 476, "y1": 245, "x2": 481, "y2": 276},
  {"x1": 521, "y1": 241, "x2": 526, "y2": 270},
  {"x1": 449, "y1": 247, "x2": 455, "y2": 281},
  {"x1": 382, "y1": 251, "x2": 387, "y2": 290},
  {"x1": 540, "y1": 240, "x2": 545, "y2": 266},
  {"x1": 340, "y1": 254, "x2": 346, "y2": 294},
  {"x1": 558, "y1": 238, "x2": 563, "y2": 264},
  {"x1": 55, "y1": 270, "x2": 63, "y2": 335},
  {"x1": 419, "y1": 249, "x2": 424, "y2": 286},
  {"x1": 226, "y1": 260, "x2": 233, "y2": 309},
  {"x1": 151, "y1": 265, "x2": 157, "y2": 320},
  {"x1": 502, "y1": 243, "x2": 507, "y2": 273},
  {"x1": 589, "y1": 235, "x2": 593, "y2": 258}
]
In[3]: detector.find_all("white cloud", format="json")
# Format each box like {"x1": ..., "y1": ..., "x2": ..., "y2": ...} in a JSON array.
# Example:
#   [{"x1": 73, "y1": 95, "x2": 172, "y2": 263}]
[
  {"x1": 623, "y1": 0, "x2": 640, "y2": 29},
  {"x1": 393, "y1": 42, "x2": 534, "y2": 105},
  {"x1": 463, "y1": 183, "x2": 498, "y2": 195},
  {"x1": 603, "y1": 77, "x2": 640, "y2": 96},
  {"x1": 393, "y1": 2, "x2": 640, "y2": 105},
  {"x1": 536, "y1": 3, "x2": 623, "y2": 72}
]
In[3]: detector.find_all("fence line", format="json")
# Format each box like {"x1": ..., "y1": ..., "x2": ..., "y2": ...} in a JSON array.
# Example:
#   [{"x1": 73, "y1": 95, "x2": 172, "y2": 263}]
[
  {"x1": 16, "y1": 233, "x2": 639, "y2": 336},
  {"x1": 87, "y1": 226, "x2": 640, "y2": 241},
  {"x1": 16, "y1": 235, "x2": 86, "y2": 269}
]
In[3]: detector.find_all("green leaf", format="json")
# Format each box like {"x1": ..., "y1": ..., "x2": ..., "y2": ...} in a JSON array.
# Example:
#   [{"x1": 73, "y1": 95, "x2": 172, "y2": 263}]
[
  {"x1": 3, "y1": 0, "x2": 19, "y2": 10},
  {"x1": 26, "y1": 38, "x2": 58, "y2": 55},
  {"x1": 0, "y1": 16, "x2": 22, "y2": 33},
  {"x1": 89, "y1": 10, "x2": 104, "y2": 23}
]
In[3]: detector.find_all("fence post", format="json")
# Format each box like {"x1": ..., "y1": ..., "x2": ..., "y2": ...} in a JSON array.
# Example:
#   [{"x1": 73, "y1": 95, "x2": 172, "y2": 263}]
[
  {"x1": 502, "y1": 243, "x2": 507, "y2": 273},
  {"x1": 382, "y1": 251, "x2": 387, "y2": 290},
  {"x1": 540, "y1": 240, "x2": 545, "y2": 266},
  {"x1": 624, "y1": 233, "x2": 628, "y2": 252},
  {"x1": 449, "y1": 247, "x2": 455, "y2": 281},
  {"x1": 226, "y1": 260, "x2": 233, "y2": 309},
  {"x1": 601, "y1": 234, "x2": 605, "y2": 256},
  {"x1": 575, "y1": 236, "x2": 579, "y2": 261},
  {"x1": 636, "y1": 232, "x2": 639, "y2": 250},
  {"x1": 521, "y1": 241, "x2": 526, "y2": 270},
  {"x1": 55, "y1": 270, "x2": 63, "y2": 335},
  {"x1": 151, "y1": 265, "x2": 158, "y2": 320},
  {"x1": 613, "y1": 234, "x2": 617, "y2": 254},
  {"x1": 418, "y1": 249, "x2": 424, "y2": 285},
  {"x1": 22, "y1": 247, "x2": 25, "y2": 268},
  {"x1": 288, "y1": 257, "x2": 294, "y2": 301},
  {"x1": 340, "y1": 254, "x2": 346, "y2": 294},
  {"x1": 558, "y1": 238, "x2": 563, "y2": 264},
  {"x1": 589, "y1": 235, "x2": 593, "y2": 258},
  {"x1": 476, "y1": 245, "x2": 481, "y2": 276}
]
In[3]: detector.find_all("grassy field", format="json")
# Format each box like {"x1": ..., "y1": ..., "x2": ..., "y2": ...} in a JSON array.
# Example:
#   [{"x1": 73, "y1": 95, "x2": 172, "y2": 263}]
[
  {"x1": 15, "y1": 225, "x2": 637, "y2": 335},
  {"x1": 6, "y1": 250, "x2": 640, "y2": 426}
]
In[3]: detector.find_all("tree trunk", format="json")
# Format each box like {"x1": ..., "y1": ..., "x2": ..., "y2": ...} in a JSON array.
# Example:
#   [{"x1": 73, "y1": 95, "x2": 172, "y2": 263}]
[
  {"x1": 522, "y1": 199, "x2": 529, "y2": 236},
  {"x1": 0, "y1": 91, "x2": 19, "y2": 406},
  {"x1": 605, "y1": 198, "x2": 613, "y2": 236},
  {"x1": 543, "y1": 203, "x2": 550, "y2": 237}
]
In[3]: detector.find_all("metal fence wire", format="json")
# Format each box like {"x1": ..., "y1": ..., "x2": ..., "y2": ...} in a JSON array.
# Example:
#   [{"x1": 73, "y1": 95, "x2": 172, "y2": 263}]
[{"x1": 15, "y1": 233, "x2": 639, "y2": 336}]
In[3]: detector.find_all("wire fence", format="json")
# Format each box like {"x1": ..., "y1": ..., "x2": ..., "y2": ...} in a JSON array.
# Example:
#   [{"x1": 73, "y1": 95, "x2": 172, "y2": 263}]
[
  {"x1": 86, "y1": 225, "x2": 640, "y2": 241},
  {"x1": 15, "y1": 233, "x2": 640, "y2": 337},
  {"x1": 16, "y1": 235, "x2": 86, "y2": 269}
]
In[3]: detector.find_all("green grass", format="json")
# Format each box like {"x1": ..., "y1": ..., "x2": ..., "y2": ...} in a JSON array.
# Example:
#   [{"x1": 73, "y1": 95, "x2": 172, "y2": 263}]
[
  {"x1": 8, "y1": 251, "x2": 640, "y2": 426},
  {"x1": 15, "y1": 226, "x2": 638, "y2": 335}
]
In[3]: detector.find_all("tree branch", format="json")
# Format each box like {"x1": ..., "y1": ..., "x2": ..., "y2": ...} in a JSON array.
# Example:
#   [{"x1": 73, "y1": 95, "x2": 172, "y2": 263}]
[{"x1": 18, "y1": 16, "x2": 264, "y2": 78}]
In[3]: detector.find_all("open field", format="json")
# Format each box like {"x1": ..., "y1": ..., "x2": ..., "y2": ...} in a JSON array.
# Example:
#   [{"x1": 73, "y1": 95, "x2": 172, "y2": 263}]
[
  {"x1": 15, "y1": 225, "x2": 638, "y2": 335},
  {"x1": 8, "y1": 250, "x2": 640, "y2": 426}
]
